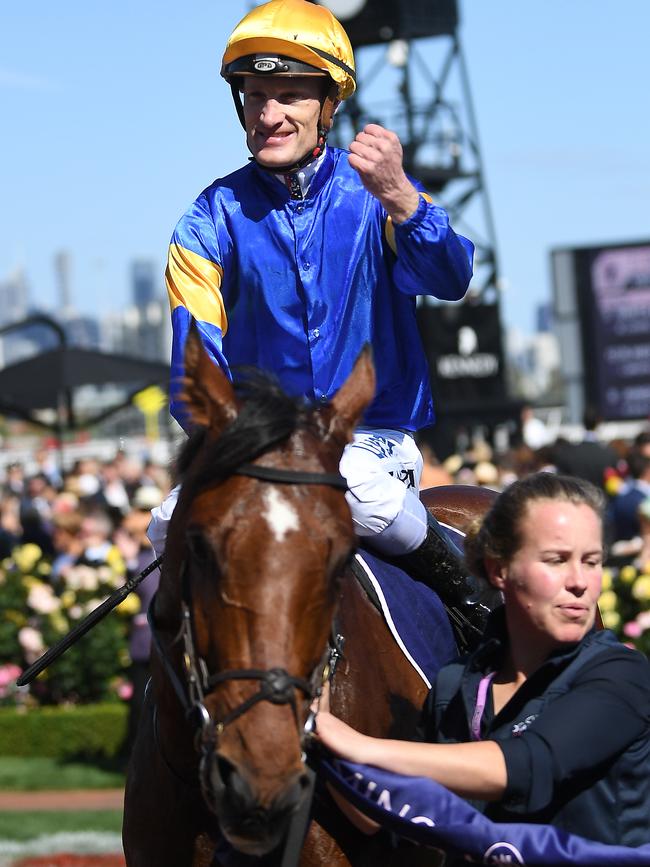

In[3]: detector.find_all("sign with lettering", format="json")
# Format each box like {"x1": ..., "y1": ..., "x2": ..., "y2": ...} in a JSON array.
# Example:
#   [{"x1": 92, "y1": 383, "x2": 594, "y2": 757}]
[
  {"x1": 575, "y1": 242, "x2": 650, "y2": 420},
  {"x1": 416, "y1": 302, "x2": 506, "y2": 409}
]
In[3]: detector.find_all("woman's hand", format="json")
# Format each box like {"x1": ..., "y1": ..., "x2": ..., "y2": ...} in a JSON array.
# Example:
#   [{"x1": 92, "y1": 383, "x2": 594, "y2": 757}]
[{"x1": 315, "y1": 711, "x2": 378, "y2": 765}]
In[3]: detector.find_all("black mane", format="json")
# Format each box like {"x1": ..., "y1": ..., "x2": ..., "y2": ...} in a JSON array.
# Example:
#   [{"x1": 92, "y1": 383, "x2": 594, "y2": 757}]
[{"x1": 177, "y1": 368, "x2": 319, "y2": 490}]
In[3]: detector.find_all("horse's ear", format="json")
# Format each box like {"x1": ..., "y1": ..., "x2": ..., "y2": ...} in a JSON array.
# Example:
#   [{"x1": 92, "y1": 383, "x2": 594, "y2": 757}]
[
  {"x1": 328, "y1": 346, "x2": 376, "y2": 442},
  {"x1": 181, "y1": 321, "x2": 238, "y2": 432}
]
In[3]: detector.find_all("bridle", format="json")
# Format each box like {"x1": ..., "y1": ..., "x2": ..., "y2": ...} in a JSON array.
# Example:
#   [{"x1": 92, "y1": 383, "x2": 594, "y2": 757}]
[{"x1": 148, "y1": 460, "x2": 349, "y2": 761}]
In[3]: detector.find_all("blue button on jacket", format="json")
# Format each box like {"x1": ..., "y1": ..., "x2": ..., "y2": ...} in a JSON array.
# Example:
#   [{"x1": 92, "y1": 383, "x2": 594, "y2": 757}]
[{"x1": 166, "y1": 146, "x2": 474, "y2": 431}]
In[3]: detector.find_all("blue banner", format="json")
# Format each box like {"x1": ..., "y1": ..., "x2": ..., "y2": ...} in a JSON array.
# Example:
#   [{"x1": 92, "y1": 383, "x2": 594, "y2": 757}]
[{"x1": 321, "y1": 757, "x2": 650, "y2": 864}]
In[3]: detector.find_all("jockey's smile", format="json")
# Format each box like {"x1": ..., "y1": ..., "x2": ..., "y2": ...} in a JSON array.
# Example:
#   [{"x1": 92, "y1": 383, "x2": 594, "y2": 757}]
[{"x1": 243, "y1": 76, "x2": 324, "y2": 170}]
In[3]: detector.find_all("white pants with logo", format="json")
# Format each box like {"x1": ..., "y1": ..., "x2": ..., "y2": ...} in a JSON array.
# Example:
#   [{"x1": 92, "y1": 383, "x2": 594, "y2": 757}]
[{"x1": 147, "y1": 427, "x2": 428, "y2": 559}]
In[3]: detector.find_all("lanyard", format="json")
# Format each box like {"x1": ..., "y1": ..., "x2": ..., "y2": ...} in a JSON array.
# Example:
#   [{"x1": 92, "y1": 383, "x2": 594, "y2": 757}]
[{"x1": 470, "y1": 671, "x2": 496, "y2": 741}]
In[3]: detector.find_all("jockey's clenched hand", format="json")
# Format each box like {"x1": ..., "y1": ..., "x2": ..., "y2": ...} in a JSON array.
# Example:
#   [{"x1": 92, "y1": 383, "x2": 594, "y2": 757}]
[{"x1": 348, "y1": 124, "x2": 421, "y2": 224}]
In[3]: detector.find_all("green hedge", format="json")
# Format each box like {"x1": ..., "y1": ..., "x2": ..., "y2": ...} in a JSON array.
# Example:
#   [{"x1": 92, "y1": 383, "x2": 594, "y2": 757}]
[{"x1": 0, "y1": 703, "x2": 128, "y2": 759}]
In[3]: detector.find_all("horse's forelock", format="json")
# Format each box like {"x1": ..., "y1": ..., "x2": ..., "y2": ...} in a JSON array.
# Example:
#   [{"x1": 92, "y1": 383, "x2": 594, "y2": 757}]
[{"x1": 176, "y1": 369, "x2": 318, "y2": 490}]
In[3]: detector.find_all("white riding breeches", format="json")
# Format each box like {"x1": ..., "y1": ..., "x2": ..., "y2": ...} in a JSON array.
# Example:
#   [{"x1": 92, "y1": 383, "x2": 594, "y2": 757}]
[
  {"x1": 147, "y1": 427, "x2": 428, "y2": 559},
  {"x1": 340, "y1": 428, "x2": 428, "y2": 555}
]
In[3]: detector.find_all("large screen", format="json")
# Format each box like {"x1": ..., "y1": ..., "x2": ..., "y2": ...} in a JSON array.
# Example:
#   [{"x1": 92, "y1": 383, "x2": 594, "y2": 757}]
[{"x1": 574, "y1": 242, "x2": 650, "y2": 420}]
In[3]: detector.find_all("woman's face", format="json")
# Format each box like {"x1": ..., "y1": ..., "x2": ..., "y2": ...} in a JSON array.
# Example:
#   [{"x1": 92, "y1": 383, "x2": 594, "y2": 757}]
[{"x1": 490, "y1": 499, "x2": 603, "y2": 649}]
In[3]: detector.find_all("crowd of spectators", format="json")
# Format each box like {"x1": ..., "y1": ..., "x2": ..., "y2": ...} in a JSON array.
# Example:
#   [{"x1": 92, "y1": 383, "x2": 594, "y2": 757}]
[
  {"x1": 0, "y1": 448, "x2": 171, "y2": 742},
  {"x1": 0, "y1": 450, "x2": 170, "y2": 562},
  {"x1": 418, "y1": 417, "x2": 650, "y2": 566}
]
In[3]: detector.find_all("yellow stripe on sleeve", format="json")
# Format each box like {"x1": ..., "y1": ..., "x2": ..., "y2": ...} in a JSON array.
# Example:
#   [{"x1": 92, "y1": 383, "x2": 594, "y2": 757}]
[
  {"x1": 165, "y1": 243, "x2": 227, "y2": 335},
  {"x1": 384, "y1": 192, "x2": 434, "y2": 254}
]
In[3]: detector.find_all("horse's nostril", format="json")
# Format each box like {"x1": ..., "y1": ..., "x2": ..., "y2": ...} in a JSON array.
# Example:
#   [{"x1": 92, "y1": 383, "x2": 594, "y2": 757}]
[
  {"x1": 215, "y1": 757, "x2": 255, "y2": 813},
  {"x1": 216, "y1": 755, "x2": 235, "y2": 788}
]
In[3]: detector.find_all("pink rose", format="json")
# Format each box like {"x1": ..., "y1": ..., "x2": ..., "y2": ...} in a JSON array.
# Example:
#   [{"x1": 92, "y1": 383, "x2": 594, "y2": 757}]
[
  {"x1": 623, "y1": 620, "x2": 643, "y2": 638},
  {"x1": 0, "y1": 663, "x2": 22, "y2": 688},
  {"x1": 117, "y1": 681, "x2": 133, "y2": 701}
]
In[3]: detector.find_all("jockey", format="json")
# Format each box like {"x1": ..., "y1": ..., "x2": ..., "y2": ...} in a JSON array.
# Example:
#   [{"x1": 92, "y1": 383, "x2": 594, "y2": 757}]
[{"x1": 151, "y1": 0, "x2": 490, "y2": 646}]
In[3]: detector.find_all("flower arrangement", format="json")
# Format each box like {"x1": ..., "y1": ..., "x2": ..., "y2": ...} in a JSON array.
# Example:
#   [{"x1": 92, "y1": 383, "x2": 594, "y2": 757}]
[
  {"x1": 0, "y1": 543, "x2": 139, "y2": 705},
  {"x1": 599, "y1": 560, "x2": 650, "y2": 656}
]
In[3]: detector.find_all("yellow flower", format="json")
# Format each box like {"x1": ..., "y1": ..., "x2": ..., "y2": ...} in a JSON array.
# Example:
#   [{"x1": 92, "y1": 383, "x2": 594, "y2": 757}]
[
  {"x1": 601, "y1": 569, "x2": 612, "y2": 592},
  {"x1": 619, "y1": 565, "x2": 638, "y2": 584},
  {"x1": 605, "y1": 476, "x2": 622, "y2": 496},
  {"x1": 598, "y1": 590, "x2": 618, "y2": 612},
  {"x1": 105, "y1": 546, "x2": 126, "y2": 575},
  {"x1": 13, "y1": 544, "x2": 43, "y2": 573},
  {"x1": 48, "y1": 612, "x2": 68, "y2": 635},
  {"x1": 631, "y1": 576, "x2": 650, "y2": 601},
  {"x1": 5, "y1": 609, "x2": 27, "y2": 627},
  {"x1": 37, "y1": 562, "x2": 52, "y2": 576},
  {"x1": 116, "y1": 593, "x2": 141, "y2": 616},
  {"x1": 601, "y1": 610, "x2": 621, "y2": 630},
  {"x1": 21, "y1": 575, "x2": 39, "y2": 590},
  {"x1": 60, "y1": 590, "x2": 76, "y2": 608}
]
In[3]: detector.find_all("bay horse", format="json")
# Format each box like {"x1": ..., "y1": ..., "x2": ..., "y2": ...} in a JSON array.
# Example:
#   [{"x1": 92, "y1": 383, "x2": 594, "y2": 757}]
[{"x1": 122, "y1": 325, "x2": 497, "y2": 866}]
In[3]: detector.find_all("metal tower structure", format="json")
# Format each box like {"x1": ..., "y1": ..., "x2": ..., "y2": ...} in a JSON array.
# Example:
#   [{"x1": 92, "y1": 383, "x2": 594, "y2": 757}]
[{"x1": 315, "y1": 0, "x2": 501, "y2": 302}]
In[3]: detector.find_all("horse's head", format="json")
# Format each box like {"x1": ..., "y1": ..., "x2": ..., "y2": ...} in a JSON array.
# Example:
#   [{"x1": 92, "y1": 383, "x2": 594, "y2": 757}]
[{"x1": 155, "y1": 325, "x2": 374, "y2": 855}]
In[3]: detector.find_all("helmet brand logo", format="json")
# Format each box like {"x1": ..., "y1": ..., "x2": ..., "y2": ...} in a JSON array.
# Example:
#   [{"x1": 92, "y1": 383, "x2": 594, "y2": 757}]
[{"x1": 254, "y1": 59, "x2": 277, "y2": 73}]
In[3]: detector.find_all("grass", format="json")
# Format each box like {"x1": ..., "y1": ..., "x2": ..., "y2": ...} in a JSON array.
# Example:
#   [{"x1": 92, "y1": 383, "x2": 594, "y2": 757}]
[
  {"x1": 0, "y1": 810, "x2": 122, "y2": 841},
  {"x1": 0, "y1": 757, "x2": 125, "y2": 791}
]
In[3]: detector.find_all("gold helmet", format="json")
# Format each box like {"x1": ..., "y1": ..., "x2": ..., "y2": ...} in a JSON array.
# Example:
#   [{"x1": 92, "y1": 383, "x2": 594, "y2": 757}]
[
  {"x1": 221, "y1": 0, "x2": 356, "y2": 170},
  {"x1": 221, "y1": 0, "x2": 356, "y2": 101}
]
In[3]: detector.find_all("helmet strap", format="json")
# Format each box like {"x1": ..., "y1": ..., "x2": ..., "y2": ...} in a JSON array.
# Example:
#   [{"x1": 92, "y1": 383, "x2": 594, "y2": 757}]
[{"x1": 231, "y1": 81, "x2": 246, "y2": 130}]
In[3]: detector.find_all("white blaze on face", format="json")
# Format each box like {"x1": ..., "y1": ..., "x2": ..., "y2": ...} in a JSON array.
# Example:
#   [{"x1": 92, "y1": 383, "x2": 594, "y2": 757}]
[{"x1": 263, "y1": 487, "x2": 300, "y2": 542}]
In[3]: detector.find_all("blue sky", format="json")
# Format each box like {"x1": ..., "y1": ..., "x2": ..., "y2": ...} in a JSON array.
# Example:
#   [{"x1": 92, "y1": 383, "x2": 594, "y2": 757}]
[{"x1": 3, "y1": 0, "x2": 649, "y2": 333}]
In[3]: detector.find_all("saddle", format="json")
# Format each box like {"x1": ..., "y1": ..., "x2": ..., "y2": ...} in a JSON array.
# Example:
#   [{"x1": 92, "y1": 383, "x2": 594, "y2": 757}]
[{"x1": 357, "y1": 515, "x2": 502, "y2": 655}]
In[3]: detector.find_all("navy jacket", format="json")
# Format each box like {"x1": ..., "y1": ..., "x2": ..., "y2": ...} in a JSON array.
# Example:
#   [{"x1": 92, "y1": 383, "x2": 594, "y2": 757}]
[{"x1": 420, "y1": 610, "x2": 650, "y2": 846}]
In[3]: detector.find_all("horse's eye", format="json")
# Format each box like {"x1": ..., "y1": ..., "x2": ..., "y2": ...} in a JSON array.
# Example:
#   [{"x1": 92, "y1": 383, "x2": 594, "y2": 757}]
[{"x1": 186, "y1": 529, "x2": 213, "y2": 565}]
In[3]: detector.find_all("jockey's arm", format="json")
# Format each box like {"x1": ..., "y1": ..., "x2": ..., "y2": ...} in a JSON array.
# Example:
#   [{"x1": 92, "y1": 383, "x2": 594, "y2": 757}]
[{"x1": 348, "y1": 123, "x2": 474, "y2": 300}]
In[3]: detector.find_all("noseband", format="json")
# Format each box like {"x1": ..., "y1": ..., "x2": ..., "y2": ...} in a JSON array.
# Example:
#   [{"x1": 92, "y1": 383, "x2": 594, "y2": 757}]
[{"x1": 149, "y1": 461, "x2": 349, "y2": 756}]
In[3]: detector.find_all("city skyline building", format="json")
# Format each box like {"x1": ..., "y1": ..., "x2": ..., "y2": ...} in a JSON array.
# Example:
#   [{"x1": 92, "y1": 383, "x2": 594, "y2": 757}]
[{"x1": 131, "y1": 259, "x2": 159, "y2": 310}]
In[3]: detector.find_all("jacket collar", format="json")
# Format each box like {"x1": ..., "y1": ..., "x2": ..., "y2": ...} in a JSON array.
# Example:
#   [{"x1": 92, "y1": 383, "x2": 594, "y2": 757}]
[
  {"x1": 251, "y1": 146, "x2": 336, "y2": 202},
  {"x1": 466, "y1": 605, "x2": 601, "y2": 676}
]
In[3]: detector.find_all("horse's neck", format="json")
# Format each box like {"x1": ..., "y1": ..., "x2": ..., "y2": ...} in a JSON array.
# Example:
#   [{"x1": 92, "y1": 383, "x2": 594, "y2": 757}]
[{"x1": 329, "y1": 568, "x2": 427, "y2": 739}]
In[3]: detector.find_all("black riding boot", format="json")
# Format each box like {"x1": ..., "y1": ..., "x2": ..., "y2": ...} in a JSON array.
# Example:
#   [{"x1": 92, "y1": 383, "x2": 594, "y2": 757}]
[{"x1": 393, "y1": 513, "x2": 501, "y2": 653}]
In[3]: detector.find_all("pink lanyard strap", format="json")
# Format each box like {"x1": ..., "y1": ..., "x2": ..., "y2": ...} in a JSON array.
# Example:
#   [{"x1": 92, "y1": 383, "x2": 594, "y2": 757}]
[{"x1": 470, "y1": 671, "x2": 496, "y2": 741}]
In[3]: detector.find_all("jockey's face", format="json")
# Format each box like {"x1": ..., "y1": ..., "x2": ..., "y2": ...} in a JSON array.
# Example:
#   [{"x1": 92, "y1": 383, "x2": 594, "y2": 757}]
[{"x1": 243, "y1": 76, "x2": 324, "y2": 168}]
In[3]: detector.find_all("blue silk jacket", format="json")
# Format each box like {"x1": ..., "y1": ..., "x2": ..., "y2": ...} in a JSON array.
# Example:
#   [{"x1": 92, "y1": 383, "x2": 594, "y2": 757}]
[{"x1": 166, "y1": 146, "x2": 474, "y2": 431}]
